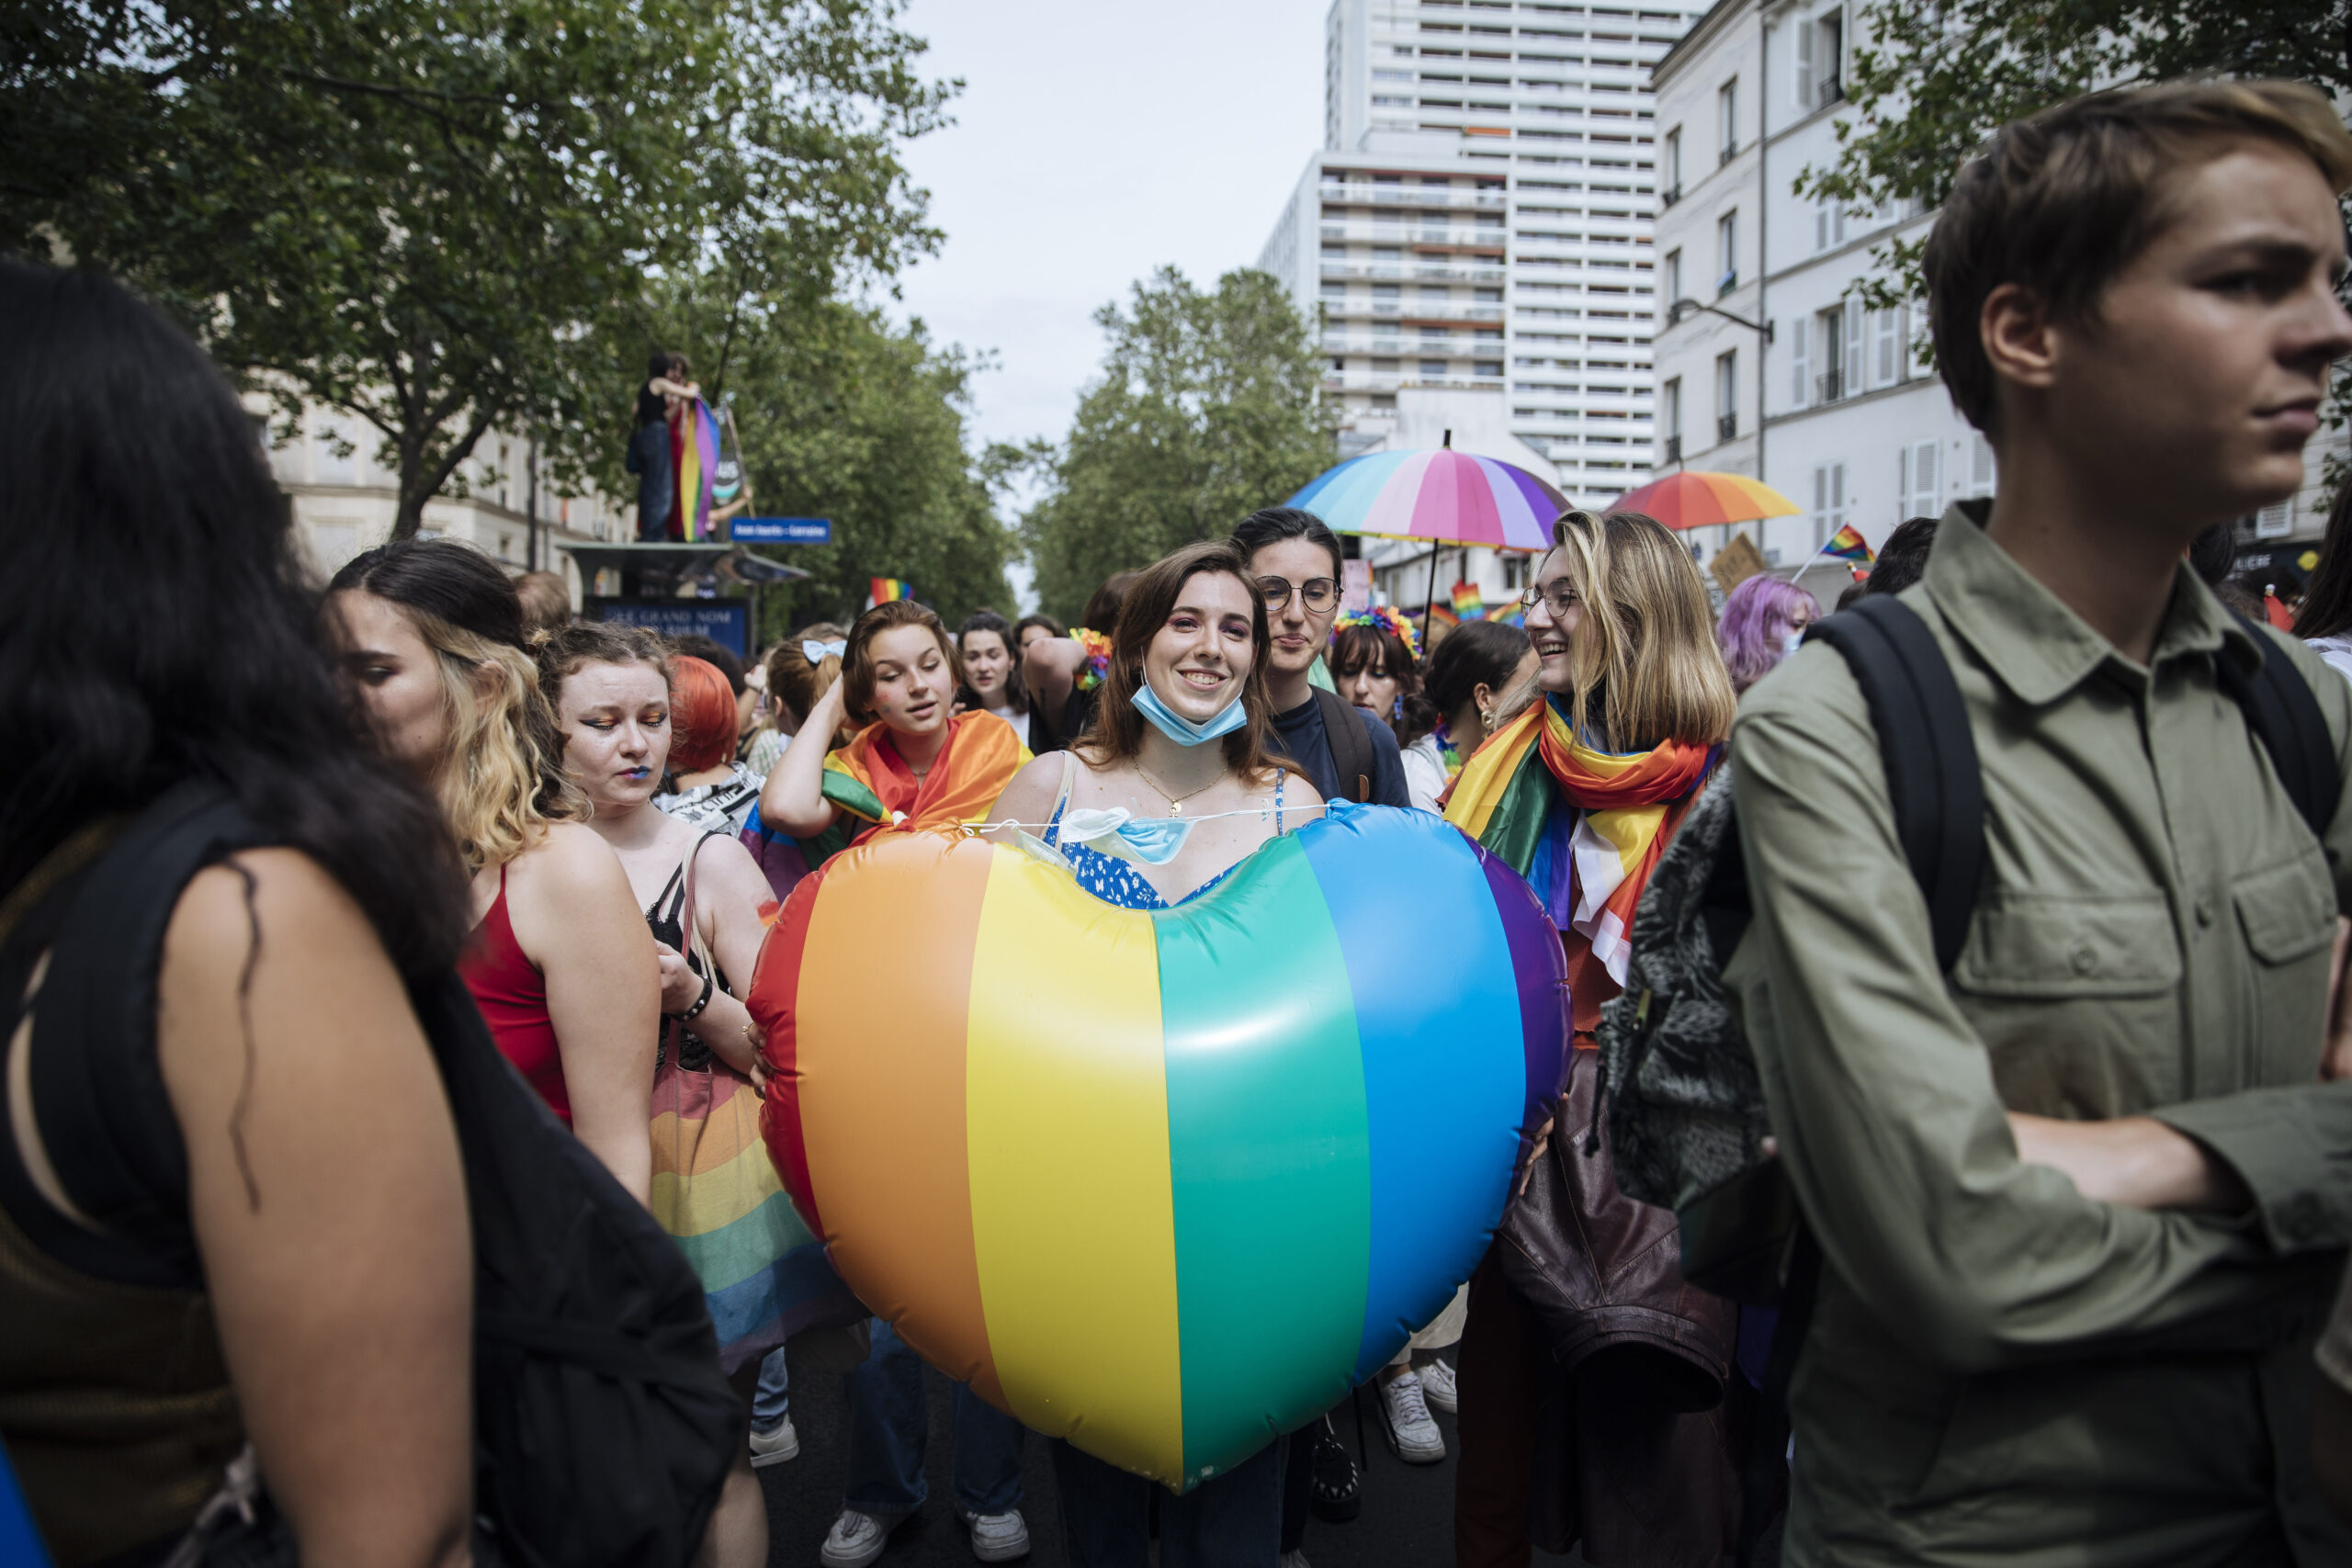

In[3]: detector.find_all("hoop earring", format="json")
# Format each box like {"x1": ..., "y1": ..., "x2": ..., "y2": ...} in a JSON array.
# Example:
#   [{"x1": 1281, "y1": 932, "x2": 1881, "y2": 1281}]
[{"x1": 1478, "y1": 705, "x2": 1494, "y2": 732}]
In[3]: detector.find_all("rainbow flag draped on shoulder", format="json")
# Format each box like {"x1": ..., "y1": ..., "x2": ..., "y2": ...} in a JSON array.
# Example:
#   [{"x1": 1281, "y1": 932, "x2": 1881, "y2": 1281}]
[
  {"x1": 797, "y1": 710, "x2": 1026, "y2": 868},
  {"x1": 1443, "y1": 696, "x2": 1716, "y2": 1029}
]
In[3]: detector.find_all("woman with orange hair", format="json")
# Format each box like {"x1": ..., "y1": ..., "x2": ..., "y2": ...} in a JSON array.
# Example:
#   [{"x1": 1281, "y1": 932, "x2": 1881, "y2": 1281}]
[{"x1": 655, "y1": 652, "x2": 765, "y2": 835}]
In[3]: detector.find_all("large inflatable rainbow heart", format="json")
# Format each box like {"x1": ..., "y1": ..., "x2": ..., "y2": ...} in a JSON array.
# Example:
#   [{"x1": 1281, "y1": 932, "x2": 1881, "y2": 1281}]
[{"x1": 748, "y1": 803, "x2": 1566, "y2": 1492}]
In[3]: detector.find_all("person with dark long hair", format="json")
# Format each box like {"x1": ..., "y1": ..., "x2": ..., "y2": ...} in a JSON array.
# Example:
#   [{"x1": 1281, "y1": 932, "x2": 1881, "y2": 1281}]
[
  {"x1": 983, "y1": 540, "x2": 1323, "y2": 1563},
  {"x1": 325, "y1": 539, "x2": 660, "y2": 1200},
  {"x1": 1419, "y1": 619, "x2": 1537, "y2": 796},
  {"x1": 958, "y1": 608, "x2": 1058, "y2": 752},
  {"x1": 0, "y1": 262, "x2": 476, "y2": 1564},
  {"x1": 1329, "y1": 606, "x2": 1442, "y2": 810},
  {"x1": 1023, "y1": 571, "x2": 1139, "y2": 744}
]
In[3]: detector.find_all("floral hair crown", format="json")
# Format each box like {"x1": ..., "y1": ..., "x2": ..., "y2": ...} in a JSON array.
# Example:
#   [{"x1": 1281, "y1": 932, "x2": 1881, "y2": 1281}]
[
  {"x1": 1329, "y1": 604, "x2": 1420, "y2": 660},
  {"x1": 1071, "y1": 626, "x2": 1114, "y2": 693}
]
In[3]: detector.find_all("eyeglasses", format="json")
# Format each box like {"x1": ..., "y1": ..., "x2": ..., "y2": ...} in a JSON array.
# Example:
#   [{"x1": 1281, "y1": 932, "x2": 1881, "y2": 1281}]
[
  {"x1": 1519, "y1": 581, "x2": 1583, "y2": 621},
  {"x1": 1260, "y1": 575, "x2": 1340, "y2": 614}
]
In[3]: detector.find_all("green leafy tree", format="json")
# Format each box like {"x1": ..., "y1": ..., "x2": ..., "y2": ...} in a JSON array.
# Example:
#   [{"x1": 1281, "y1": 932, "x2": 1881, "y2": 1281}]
[
  {"x1": 2, "y1": 0, "x2": 951, "y2": 536},
  {"x1": 1802, "y1": 0, "x2": 2351, "y2": 310},
  {"x1": 1021, "y1": 265, "x2": 1334, "y2": 622}
]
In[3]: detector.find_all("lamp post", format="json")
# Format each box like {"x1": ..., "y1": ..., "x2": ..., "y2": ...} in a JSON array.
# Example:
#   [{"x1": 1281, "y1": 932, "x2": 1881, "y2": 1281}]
[{"x1": 1665, "y1": 296, "x2": 1773, "y2": 486}]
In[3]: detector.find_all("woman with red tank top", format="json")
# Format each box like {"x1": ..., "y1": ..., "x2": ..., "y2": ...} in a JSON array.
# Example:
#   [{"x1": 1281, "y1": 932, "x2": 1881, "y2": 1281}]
[{"x1": 324, "y1": 540, "x2": 661, "y2": 1202}]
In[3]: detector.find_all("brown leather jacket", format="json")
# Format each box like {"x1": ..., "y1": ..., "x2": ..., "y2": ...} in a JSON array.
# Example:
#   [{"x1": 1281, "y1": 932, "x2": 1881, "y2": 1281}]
[{"x1": 1497, "y1": 1046, "x2": 1742, "y2": 1562}]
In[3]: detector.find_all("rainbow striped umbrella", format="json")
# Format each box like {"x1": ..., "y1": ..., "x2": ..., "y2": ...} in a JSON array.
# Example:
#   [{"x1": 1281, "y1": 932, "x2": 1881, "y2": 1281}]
[
  {"x1": 1285, "y1": 445, "x2": 1567, "y2": 551},
  {"x1": 1606, "y1": 469, "x2": 1799, "y2": 530}
]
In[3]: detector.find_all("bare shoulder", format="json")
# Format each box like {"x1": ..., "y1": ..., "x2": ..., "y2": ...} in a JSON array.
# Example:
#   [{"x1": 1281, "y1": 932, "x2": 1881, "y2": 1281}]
[
  {"x1": 990, "y1": 750, "x2": 1073, "y2": 822},
  {"x1": 1274, "y1": 767, "x2": 1325, "y2": 810},
  {"x1": 514, "y1": 820, "x2": 631, "y2": 897},
  {"x1": 693, "y1": 829, "x2": 769, "y2": 899},
  {"x1": 166, "y1": 849, "x2": 379, "y2": 979}
]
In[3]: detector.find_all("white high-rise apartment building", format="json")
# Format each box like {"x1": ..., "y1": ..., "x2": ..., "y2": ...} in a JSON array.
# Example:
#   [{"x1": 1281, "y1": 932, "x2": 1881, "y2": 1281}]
[{"x1": 1260, "y1": 0, "x2": 1702, "y2": 503}]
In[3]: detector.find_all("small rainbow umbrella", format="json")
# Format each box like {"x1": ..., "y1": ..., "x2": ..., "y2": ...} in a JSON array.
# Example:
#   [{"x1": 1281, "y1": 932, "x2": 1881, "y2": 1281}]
[
  {"x1": 1285, "y1": 437, "x2": 1568, "y2": 637},
  {"x1": 1605, "y1": 469, "x2": 1800, "y2": 530}
]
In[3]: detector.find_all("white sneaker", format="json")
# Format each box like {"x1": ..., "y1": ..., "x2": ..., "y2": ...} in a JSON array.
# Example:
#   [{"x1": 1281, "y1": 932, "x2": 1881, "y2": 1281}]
[
  {"x1": 820, "y1": 1508, "x2": 904, "y2": 1568},
  {"x1": 1419, "y1": 1357, "x2": 1458, "y2": 1415},
  {"x1": 956, "y1": 1506, "x2": 1032, "y2": 1563},
  {"x1": 1379, "y1": 1370, "x2": 1446, "y2": 1463},
  {"x1": 748, "y1": 1415, "x2": 799, "y2": 1467}
]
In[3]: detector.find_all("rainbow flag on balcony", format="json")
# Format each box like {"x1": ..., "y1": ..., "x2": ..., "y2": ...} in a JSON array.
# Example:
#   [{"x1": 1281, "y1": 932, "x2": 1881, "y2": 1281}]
[
  {"x1": 1822, "y1": 524, "x2": 1873, "y2": 564},
  {"x1": 869, "y1": 578, "x2": 912, "y2": 607}
]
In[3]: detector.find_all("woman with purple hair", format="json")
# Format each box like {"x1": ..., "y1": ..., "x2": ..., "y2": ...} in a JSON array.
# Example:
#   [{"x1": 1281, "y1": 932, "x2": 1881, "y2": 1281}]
[{"x1": 1717, "y1": 573, "x2": 1822, "y2": 694}]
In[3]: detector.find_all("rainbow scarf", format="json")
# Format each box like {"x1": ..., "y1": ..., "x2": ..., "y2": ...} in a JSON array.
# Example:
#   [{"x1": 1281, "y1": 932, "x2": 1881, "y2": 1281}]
[
  {"x1": 651, "y1": 1056, "x2": 852, "y2": 1371},
  {"x1": 1443, "y1": 695, "x2": 1715, "y2": 1010},
  {"x1": 669, "y1": 398, "x2": 720, "y2": 541},
  {"x1": 809, "y1": 711, "x2": 1024, "y2": 858}
]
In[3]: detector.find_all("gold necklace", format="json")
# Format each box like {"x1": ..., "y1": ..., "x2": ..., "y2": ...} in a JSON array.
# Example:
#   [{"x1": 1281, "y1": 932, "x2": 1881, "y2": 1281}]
[{"x1": 1135, "y1": 763, "x2": 1222, "y2": 817}]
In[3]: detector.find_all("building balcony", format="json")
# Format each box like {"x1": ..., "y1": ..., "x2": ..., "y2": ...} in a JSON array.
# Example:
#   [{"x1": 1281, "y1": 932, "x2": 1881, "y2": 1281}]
[
  {"x1": 1328, "y1": 369, "x2": 1509, "y2": 394},
  {"x1": 1657, "y1": 184, "x2": 1680, "y2": 209},
  {"x1": 1320, "y1": 220, "x2": 1508, "y2": 248},
  {"x1": 1815, "y1": 368, "x2": 1846, "y2": 403},
  {"x1": 1327, "y1": 300, "x2": 1508, "y2": 326},
  {"x1": 1719, "y1": 140, "x2": 1738, "y2": 166},
  {"x1": 1318, "y1": 259, "x2": 1506, "y2": 285},
  {"x1": 1319, "y1": 183, "x2": 1510, "y2": 211},
  {"x1": 1716, "y1": 269, "x2": 1738, "y2": 297},
  {"x1": 1717, "y1": 412, "x2": 1737, "y2": 442},
  {"x1": 1663, "y1": 434, "x2": 1682, "y2": 464}
]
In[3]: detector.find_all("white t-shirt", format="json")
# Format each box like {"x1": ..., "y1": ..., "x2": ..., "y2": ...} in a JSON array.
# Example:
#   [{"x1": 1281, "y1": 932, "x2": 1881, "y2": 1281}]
[{"x1": 988, "y1": 705, "x2": 1031, "y2": 749}]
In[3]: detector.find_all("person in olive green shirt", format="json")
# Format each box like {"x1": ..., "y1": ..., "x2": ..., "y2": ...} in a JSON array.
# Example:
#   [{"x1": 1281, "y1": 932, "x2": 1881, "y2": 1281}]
[{"x1": 1728, "y1": 83, "x2": 2352, "y2": 1566}]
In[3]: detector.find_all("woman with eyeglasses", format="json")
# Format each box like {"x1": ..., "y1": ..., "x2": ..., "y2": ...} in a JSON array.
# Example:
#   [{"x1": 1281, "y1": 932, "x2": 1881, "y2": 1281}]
[
  {"x1": 1229, "y1": 508, "x2": 1412, "y2": 811},
  {"x1": 1444, "y1": 509, "x2": 1742, "y2": 1568}
]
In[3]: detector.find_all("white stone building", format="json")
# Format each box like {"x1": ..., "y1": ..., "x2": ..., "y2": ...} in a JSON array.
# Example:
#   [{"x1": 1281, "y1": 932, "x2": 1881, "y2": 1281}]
[
  {"x1": 254, "y1": 399, "x2": 630, "y2": 603},
  {"x1": 1260, "y1": 0, "x2": 1703, "y2": 510},
  {"x1": 1649, "y1": 0, "x2": 2335, "y2": 604}
]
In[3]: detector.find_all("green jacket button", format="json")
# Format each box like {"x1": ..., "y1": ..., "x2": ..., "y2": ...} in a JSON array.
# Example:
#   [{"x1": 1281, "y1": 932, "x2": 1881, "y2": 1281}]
[{"x1": 2070, "y1": 944, "x2": 2098, "y2": 975}]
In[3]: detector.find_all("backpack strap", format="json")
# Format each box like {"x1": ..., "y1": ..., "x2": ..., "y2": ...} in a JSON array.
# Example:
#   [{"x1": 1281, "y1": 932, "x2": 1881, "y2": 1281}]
[
  {"x1": 1313, "y1": 687, "x2": 1375, "y2": 804},
  {"x1": 1803, "y1": 596, "x2": 1984, "y2": 972},
  {"x1": 2214, "y1": 613, "x2": 2342, "y2": 840}
]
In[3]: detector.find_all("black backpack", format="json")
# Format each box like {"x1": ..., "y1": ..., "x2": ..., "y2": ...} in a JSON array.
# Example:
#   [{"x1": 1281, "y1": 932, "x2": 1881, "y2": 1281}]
[
  {"x1": 1313, "y1": 686, "x2": 1377, "y2": 804},
  {"x1": 2, "y1": 784, "x2": 740, "y2": 1568},
  {"x1": 1594, "y1": 594, "x2": 2340, "y2": 1557}
]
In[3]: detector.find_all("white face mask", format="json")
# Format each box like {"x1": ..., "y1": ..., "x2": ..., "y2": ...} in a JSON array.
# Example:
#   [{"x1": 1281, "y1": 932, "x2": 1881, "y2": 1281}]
[{"x1": 1781, "y1": 630, "x2": 1805, "y2": 660}]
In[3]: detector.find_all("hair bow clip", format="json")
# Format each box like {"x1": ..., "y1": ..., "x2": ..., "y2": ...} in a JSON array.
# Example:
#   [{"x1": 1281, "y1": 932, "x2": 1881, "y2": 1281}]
[{"x1": 803, "y1": 639, "x2": 848, "y2": 663}]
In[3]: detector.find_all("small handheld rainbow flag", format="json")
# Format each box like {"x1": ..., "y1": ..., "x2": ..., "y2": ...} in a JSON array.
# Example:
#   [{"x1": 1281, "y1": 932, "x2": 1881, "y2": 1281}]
[
  {"x1": 1822, "y1": 524, "x2": 1873, "y2": 564},
  {"x1": 1451, "y1": 581, "x2": 1485, "y2": 621},
  {"x1": 869, "y1": 578, "x2": 912, "y2": 606}
]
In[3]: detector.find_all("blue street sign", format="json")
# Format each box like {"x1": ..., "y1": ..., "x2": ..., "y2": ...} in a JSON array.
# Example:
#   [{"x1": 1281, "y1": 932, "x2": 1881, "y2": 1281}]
[{"x1": 732, "y1": 516, "x2": 832, "y2": 545}]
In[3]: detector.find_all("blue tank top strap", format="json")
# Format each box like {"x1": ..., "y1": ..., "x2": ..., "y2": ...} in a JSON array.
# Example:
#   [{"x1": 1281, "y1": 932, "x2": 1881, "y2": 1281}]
[{"x1": 1275, "y1": 768, "x2": 1286, "y2": 833}]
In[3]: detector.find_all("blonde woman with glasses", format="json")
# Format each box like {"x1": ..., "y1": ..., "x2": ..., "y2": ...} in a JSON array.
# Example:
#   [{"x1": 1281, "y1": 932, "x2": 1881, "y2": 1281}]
[{"x1": 327, "y1": 539, "x2": 659, "y2": 1201}]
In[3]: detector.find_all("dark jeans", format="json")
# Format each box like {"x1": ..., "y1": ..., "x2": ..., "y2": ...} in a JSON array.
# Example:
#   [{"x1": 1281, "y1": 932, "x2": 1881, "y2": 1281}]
[
  {"x1": 630, "y1": 421, "x2": 673, "y2": 541},
  {"x1": 1050, "y1": 1435, "x2": 1285, "y2": 1568},
  {"x1": 842, "y1": 1318, "x2": 1024, "y2": 1517}
]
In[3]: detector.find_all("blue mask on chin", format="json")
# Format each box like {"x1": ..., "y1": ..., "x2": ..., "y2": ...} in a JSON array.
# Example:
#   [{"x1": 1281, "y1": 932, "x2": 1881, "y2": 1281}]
[{"x1": 1130, "y1": 682, "x2": 1248, "y2": 747}]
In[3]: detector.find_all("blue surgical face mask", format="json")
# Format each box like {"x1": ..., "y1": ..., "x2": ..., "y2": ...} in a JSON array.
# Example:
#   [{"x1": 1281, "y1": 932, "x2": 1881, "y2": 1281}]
[
  {"x1": 1047, "y1": 807, "x2": 1196, "y2": 864},
  {"x1": 1781, "y1": 630, "x2": 1804, "y2": 660},
  {"x1": 1131, "y1": 679, "x2": 1247, "y2": 747}
]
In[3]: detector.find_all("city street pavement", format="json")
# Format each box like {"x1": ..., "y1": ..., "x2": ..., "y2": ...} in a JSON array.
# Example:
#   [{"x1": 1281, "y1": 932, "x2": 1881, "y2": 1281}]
[{"x1": 759, "y1": 1337, "x2": 1578, "y2": 1567}]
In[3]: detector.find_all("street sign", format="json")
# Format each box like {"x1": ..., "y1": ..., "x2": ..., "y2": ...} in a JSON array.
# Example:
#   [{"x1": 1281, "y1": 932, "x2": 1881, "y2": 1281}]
[{"x1": 732, "y1": 516, "x2": 832, "y2": 545}]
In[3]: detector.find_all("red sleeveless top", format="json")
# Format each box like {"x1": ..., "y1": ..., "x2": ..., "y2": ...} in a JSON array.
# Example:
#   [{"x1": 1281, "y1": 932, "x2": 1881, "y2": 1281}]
[{"x1": 458, "y1": 866, "x2": 570, "y2": 1123}]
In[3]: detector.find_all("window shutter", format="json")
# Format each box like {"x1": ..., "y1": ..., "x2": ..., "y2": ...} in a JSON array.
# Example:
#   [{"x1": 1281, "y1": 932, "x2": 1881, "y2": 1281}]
[
  {"x1": 1791, "y1": 316, "x2": 1809, "y2": 408},
  {"x1": 1795, "y1": 17, "x2": 1814, "y2": 107},
  {"x1": 1873, "y1": 309, "x2": 1898, "y2": 386},
  {"x1": 1971, "y1": 432, "x2": 1996, "y2": 492},
  {"x1": 1844, "y1": 298, "x2": 1866, "y2": 397},
  {"x1": 1897, "y1": 445, "x2": 1910, "y2": 522},
  {"x1": 1815, "y1": 203, "x2": 1828, "y2": 253}
]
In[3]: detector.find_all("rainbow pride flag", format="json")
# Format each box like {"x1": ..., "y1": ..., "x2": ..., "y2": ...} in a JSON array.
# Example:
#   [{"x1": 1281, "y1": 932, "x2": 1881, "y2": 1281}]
[
  {"x1": 1451, "y1": 581, "x2": 1486, "y2": 621},
  {"x1": 650, "y1": 1056, "x2": 854, "y2": 1371},
  {"x1": 1822, "y1": 523, "x2": 1873, "y2": 563},
  {"x1": 670, "y1": 399, "x2": 721, "y2": 542},
  {"x1": 870, "y1": 577, "x2": 912, "y2": 606}
]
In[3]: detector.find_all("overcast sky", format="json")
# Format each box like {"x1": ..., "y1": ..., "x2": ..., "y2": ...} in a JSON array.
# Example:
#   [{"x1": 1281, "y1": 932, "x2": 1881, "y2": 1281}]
[{"x1": 888, "y1": 0, "x2": 1329, "y2": 453}]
